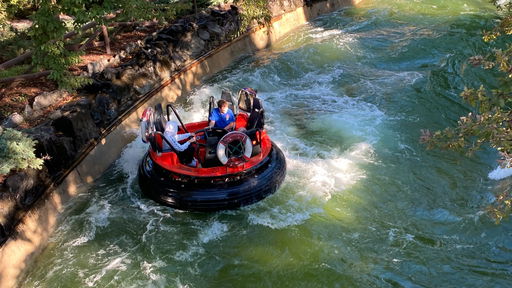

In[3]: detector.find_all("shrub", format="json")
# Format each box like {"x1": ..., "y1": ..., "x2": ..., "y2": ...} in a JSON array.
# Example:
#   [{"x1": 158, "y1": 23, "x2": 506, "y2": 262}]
[
  {"x1": 0, "y1": 127, "x2": 43, "y2": 175},
  {"x1": 235, "y1": 0, "x2": 272, "y2": 34}
]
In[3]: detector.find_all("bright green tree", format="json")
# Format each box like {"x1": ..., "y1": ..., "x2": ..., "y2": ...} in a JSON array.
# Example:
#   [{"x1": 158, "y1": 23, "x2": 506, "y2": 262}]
[{"x1": 0, "y1": 127, "x2": 43, "y2": 175}]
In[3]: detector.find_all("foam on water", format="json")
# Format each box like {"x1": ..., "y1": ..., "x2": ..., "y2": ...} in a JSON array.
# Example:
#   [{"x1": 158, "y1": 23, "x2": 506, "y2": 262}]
[
  {"x1": 244, "y1": 140, "x2": 375, "y2": 229},
  {"x1": 115, "y1": 129, "x2": 147, "y2": 182},
  {"x1": 181, "y1": 85, "x2": 227, "y2": 123},
  {"x1": 488, "y1": 166, "x2": 512, "y2": 180},
  {"x1": 247, "y1": 200, "x2": 323, "y2": 229},
  {"x1": 66, "y1": 200, "x2": 111, "y2": 246},
  {"x1": 84, "y1": 254, "x2": 130, "y2": 287},
  {"x1": 173, "y1": 245, "x2": 205, "y2": 262},
  {"x1": 168, "y1": 220, "x2": 230, "y2": 262},
  {"x1": 289, "y1": 142, "x2": 374, "y2": 199},
  {"x1": 141, "y1": 260, "x2": 165, "y2": 281},
  {"x1": 198, "y1": 221, "x2": 229, "y2": 243}
]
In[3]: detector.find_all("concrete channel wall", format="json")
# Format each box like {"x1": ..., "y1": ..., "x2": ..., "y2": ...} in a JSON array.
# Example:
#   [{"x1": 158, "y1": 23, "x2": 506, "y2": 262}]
[{"x1": 0, "y1": 0, "x2": 362, "y2": 287}]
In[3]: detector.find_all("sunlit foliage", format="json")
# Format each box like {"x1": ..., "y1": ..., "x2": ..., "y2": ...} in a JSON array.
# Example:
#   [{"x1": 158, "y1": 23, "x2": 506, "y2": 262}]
[{"x1": 234, "y1": 0, "x2": 272, "y2": 35}]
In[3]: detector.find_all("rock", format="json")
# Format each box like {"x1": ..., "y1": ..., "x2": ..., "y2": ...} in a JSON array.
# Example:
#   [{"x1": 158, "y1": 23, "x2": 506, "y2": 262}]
[
  {"x1": 125, "y1": 42, "x2": 141, "y2": 54},
  {"x1": 155, "y1": 33, "x2": 176, "y2": 43},
  {"x1": 5, "y1": 168, "x2": 50, "y2": 209},
  {"x1": 102, "y1": 67, "x2": 118, "y2": 80},
  {"x1": 207, "y1": 22, "x2": 223, "y2": 35},
  {"x1": 169, "y1": 24, "x2": 185, "y2": 34},
  {"x1": 171, "y1": 52, "x2": 186, "y2": 67},
  {"x1": 229, "y1": 5, "x2": 239, "y2": 15},
  {"x1": 61, "y1": 97, "x2": 92, "y2": 112},
  {"x1": 155, "y1": 57, "x2": 174, "y2": 78},
  {"x1": 2, "y1": 113, "x2": 24, "y2": 128},
  {"x1": 52, "y1": 105, "x2": 100, "y2": 149},
  {"x1": 211, "y1": 9, "x2": 227, "y2": 18},
  {"x1": 80, "y1": 78, "x2": 113, "y2": 94},
  {"x1": 87, "y1": 58, "x2": 111, "y2": 75},
  {"x1": 23, "y1": 104, "x2": 33, "y2": 120},
  {"x1": 134, "y1": 82, "x2": 154, "y2": 95},
  {"x1": 189, "y1": 36, "x2": 206, "y2": 58},
  {"x1": 24, "y1": 122, "x2": 74, "y2": 179},
  {"x1": 32, "y1": 90, "x2": 68, "y2": 111},
  {"x1": 91, "y1": 92, "x2": 123, "y2": 125},
  {"x1": 119, "y1": 50, "x2": 127, "y2": 58},
  {"x1": 87, "y1": 62, "x2": 98, "y2": 75},
  {"x1": 198, "y1": 29, "x2": 210, "y2": 40},
  {"x1": 107, "y1": 108, "x2": 118, "y2": 121},
  {"x1": 48, "y1": 110, "x2": 62, "y2": 120}
]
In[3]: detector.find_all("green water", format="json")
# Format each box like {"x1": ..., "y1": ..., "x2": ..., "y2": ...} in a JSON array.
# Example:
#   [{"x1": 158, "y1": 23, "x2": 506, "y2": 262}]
[{"x1": 23, "y1": 1, "x2": 512, "y2": 287}]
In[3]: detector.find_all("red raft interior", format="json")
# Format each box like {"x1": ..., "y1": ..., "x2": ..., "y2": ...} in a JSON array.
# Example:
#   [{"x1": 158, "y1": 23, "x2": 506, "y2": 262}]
[{"x1": 148, "y1": 118, "x2": 271, "y2": 177}]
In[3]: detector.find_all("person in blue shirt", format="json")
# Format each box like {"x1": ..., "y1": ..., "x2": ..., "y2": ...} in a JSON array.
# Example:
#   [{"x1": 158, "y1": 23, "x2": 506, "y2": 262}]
[{"x1": 209, "y1": 99, "x2": 235, "y2": 130}]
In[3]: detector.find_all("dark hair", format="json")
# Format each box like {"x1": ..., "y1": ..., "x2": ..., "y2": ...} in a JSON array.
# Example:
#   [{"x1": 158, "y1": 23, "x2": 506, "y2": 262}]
[{"x1": 217, "y1": 99, "x2": 229, "y2": 108}]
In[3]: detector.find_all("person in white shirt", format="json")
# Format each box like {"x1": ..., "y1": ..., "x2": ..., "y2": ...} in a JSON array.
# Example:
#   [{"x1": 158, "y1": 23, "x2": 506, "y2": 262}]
[{"x1": 163, "y1": 121, "x2": 197, "y2": 167}]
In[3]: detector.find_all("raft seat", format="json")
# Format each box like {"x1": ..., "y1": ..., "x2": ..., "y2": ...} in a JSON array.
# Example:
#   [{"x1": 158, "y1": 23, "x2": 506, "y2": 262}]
[
  {"x1": 235, "y1": 113, "x2": 249, "y2": 130},
  {"x1": 148, "y1": 132, "x2": 163, "y2": 153}
]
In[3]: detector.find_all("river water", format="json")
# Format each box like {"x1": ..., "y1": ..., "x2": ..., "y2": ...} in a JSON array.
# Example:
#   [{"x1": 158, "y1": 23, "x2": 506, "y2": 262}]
[{"x1": 23, "y1": 1, "x2": 512, "y2": 287}]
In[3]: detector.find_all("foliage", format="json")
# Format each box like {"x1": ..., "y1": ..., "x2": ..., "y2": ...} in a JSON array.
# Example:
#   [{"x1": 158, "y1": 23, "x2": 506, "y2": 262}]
[
  {"x1": 1, "y1": 0, "x2": 39, "y2": 20},
  {"x1": 233, "y1": 0, "x2": 272, "y2": 35},
  {"x1": 0, "y1": 65, "x2": 30, "y2": 79},
  {"x1": 0, "y1": 29, "x2": 32, "y2": 62},
  {"x1": 0, "y1": 127, "x2": 43, "y2": 175},
  {"x1": 422, "y1": 2, "x2": 512, "y2": 162},
  {"x1": 0, "y1": 2, "x2": 6, "y2": 26},
  {"x1": 487, "y1": 187, "x2": 512, "y2": 224},
  {"x1": 421, "y1": 0, "x2": 512, "y2": 222},
  {"x1": 4, "y1": 0, "x2": 194, "y2": 89},
  {"x1": 29, "y1": 0, "x2": 150, "y2": 89},
  {"x1": 209, "y1": 0, "x2": 229, "y2": 5}
]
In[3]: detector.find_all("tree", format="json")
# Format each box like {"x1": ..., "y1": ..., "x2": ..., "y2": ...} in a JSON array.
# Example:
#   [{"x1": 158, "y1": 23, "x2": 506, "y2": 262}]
[
  {"x1": 0, "y1": 127, "x2": 43, "y2": 175},
  {"x1": 421, "y1": 0, "x2": 512, "y2": 222}
]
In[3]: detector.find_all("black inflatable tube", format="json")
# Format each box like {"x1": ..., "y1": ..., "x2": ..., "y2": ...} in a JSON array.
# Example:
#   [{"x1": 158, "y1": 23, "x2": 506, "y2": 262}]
[{"x1": 138, "y1": 142, "x2": 286, "y2": 212}]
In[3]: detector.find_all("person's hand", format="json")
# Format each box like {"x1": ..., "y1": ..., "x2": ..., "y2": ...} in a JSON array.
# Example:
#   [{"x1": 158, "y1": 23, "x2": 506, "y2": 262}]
[{"x1": 188, "y1": 137, "x2": 196, "y2": 143}]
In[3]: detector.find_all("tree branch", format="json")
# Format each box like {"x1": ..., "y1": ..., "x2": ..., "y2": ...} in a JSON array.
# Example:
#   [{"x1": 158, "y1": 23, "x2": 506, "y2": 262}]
[
  {"x1": 79, "y1": 29, "x2": 102, "y2": 51},
  {"x1": 0, "y1": 71, "x2": 51, "y2": 84}
]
